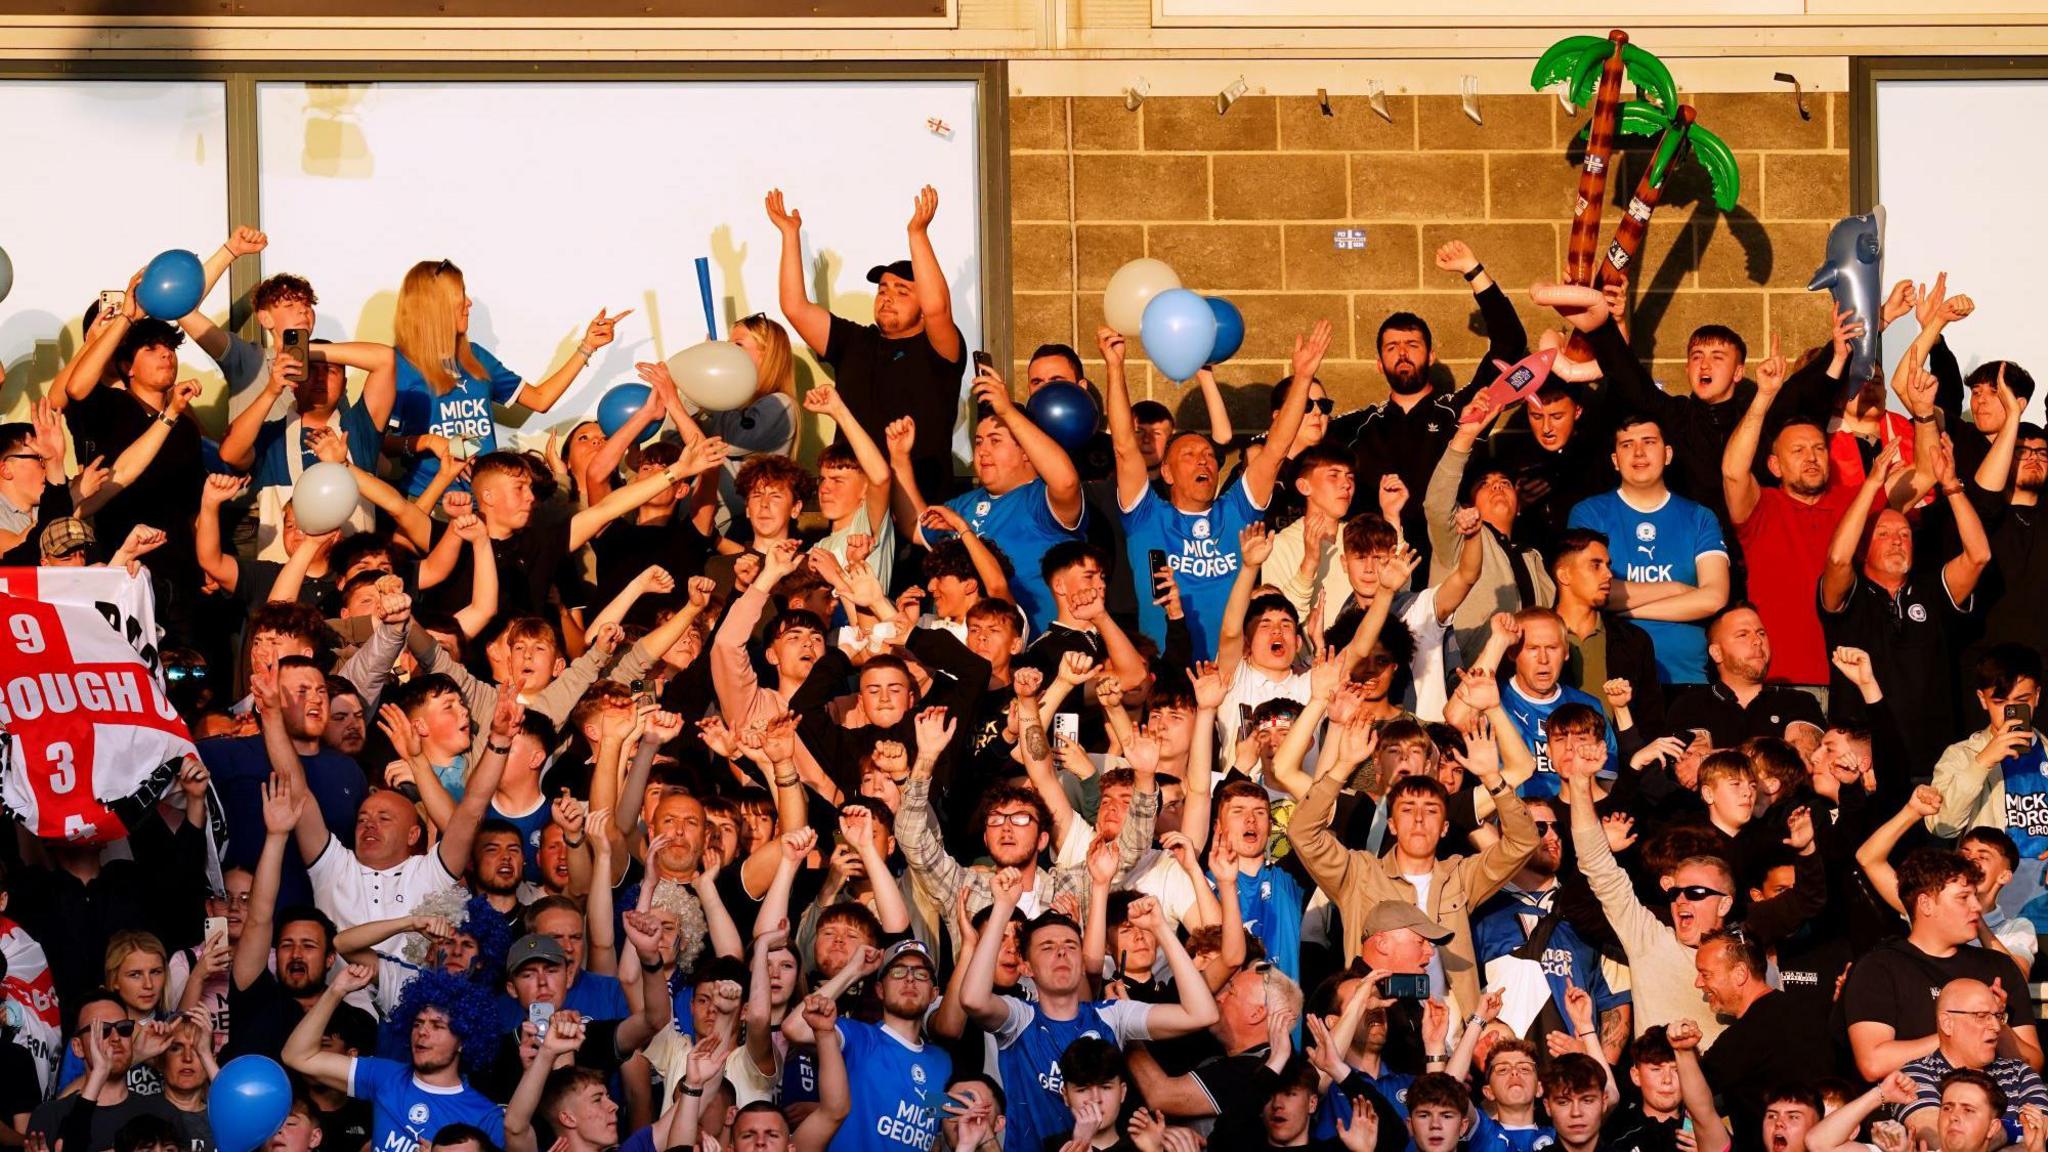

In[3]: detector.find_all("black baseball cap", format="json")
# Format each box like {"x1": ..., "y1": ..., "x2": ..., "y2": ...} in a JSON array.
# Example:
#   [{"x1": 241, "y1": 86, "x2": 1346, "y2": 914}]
[{"x1": 866, "y1": 260, "x2": 915, "y2": 285}]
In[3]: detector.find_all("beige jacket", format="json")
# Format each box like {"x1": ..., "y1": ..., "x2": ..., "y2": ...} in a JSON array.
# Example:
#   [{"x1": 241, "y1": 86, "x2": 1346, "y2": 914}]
[{"x1": 1290, "y1": 768, "x2": 1538, "y2": 1016}]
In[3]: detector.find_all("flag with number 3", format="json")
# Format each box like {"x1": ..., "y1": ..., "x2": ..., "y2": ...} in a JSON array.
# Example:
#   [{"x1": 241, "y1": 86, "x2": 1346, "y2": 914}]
[{"x1": 0, "y1": 568, "x2": 196, "y2": 844}]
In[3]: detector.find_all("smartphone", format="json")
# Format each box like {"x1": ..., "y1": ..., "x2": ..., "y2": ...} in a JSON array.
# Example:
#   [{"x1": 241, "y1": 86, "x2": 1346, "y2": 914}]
[
  {"x1": 631, "y1": 679, "x2": 656, "y2": 709},
  {"x1": 528, "y1": 1001, "x2": 555, "y2": 1039},
  {"x1": 98, "y1": 290, "x2": 124, "y2": 317},
  {"x1": 972, "y1": 350, "x2": 995, "y2": 377},
  {"x1": 1379, "y1": 973, "x2": 1430, "y2": 1000},
  {"x1": 1052, "y1": 711, "x2": 1080, "y2": 749},
  {"x1": 2007, "y1": 703, "x2": 2033, "y2": 726},
  {"x1": 1239, "y1": 703, "x2": 1255, "y2": 732},
  {"x1": 280, "y1": 327, "x2": 310, "y2": 379},
  {"x1": 204, "y1": 916, "x2": 228, "y2": 942},
  {"x1": 1148, "y1": 549, "x2": 1170, "y2": 589}
]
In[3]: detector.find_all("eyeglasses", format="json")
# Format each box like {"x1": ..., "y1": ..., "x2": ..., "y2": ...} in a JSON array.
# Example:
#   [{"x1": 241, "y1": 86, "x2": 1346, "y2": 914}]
[
  {"x1": 1532, "y1": 820, "x2": 1559, "y2": 835},
  {"x1": 883, "y1": 965, "x2": 934, "y2": 985},
  {"x1": 1666, "y1": 885, "x2": 1727, "y2": 903},
  {"x1": 1942, "y1": 1008, "x2": 2003, "y2": 1026},
  {"x1": 434, "y1": 259, "x2": 456, "y2": 275},
  {"x1": 2020, "y1": 447, "x2": 2048, "y2": 460},
  {"x1": 986, "y1": 811, "x2": 1037, "y2": 828}
]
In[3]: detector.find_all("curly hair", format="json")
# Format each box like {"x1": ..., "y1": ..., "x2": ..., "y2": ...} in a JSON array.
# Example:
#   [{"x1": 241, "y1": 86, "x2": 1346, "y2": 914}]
[
  {"x1": 401, "y1": 890, "x2": 515, "y2": 984},
  {"x1": 648, "y1": 880, "x2": 708, "y2": 976},
  {"x1": 736, "y1": 454, "x2": 817, "y2": 505},
  {"x1": 381, "y1": 967, "x2": 503, "y2": 1073}
]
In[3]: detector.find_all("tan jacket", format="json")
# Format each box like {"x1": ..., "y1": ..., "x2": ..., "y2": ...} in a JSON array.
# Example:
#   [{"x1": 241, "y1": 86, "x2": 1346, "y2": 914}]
[{"x1": 1290, "y1": 769, "x2": 1538, "y2": 1015}]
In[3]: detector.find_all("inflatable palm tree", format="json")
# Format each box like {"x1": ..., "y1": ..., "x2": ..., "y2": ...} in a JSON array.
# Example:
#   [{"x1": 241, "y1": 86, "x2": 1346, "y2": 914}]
[
  {"x1": 1593, "y1": 101, "x2": 1740, "y2": 286},
  {"x1": 1531, "y1": 31, "x2": 1679, "y2": 286}
]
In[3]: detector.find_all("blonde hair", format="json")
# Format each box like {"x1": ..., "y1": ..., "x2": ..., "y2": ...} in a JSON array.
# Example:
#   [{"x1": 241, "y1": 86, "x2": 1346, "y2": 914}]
[
  {"x1": 732, "y1": 314, "x2": 799, "y2": 456},
  {"x1": 104, "y1": 930, "x2": 167, "y2": 987},
  {"x1": 394, "y1": 260, "x2": 491, "y2": 397}
]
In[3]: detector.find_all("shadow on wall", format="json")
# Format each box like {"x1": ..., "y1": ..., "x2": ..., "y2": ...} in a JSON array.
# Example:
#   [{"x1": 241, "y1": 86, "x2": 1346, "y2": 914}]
[{"x1": 1564, "y1": 129, "x2": 1771, "y2": 363}]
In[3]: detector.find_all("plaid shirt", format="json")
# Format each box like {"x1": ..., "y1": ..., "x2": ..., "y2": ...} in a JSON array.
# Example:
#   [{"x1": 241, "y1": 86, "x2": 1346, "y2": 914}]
[{"x1": 897, "y1": 774, "x2": 1159, "y2": 916}]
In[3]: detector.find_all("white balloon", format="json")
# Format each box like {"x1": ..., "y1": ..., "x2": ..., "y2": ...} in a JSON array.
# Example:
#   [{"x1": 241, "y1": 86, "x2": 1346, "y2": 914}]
[
  {"x1": 292, "y1": 461, "x2": 360, "y2": 535},
  {"x1": 1102, "y1": 258, "x2": 1182, "y2": 336},
  {"x1": 666, "y1": 341, "x2": 759, "y2": 412}
]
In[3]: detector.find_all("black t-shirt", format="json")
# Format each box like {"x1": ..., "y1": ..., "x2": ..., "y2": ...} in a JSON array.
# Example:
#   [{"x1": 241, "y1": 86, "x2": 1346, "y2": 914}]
[
  {"x1": 315, "y1": 1096, "x2": 373, "y2": 1152},
  {"x1": 426, "y1": 511, "x2": 575, "y2": 620},
  {"x1": 0, "y1": 1042, "x2": 40, "y2": 1120},
  {"x1": 1602, "y1": 1108, "x2": 1681, "y2": 1152},
  {"x1": 590, "y1": 517, "x2": 712, "y2": 627},
  {"x1": 1842, "y1": 937, "x2": 2034, "y2": 1042},
  {"x1": 241, "y1": 558, "x2": 343, "y2": 617},
  {"x1": 480, "y1": 1017, "x2": 627, "y2": 1102},
  {"x1": 822, "y1": 314, "x2": 964, "y2": 496},
  {"x1": 66, "y1": 386, "x2": 205, "y2": 580},
  {"x1": 222, "y1": 969, "x2": 310, "y2": 1062},
  {"x1": 29, "y1": 1091, "x2": 181, "y2": 1151}
]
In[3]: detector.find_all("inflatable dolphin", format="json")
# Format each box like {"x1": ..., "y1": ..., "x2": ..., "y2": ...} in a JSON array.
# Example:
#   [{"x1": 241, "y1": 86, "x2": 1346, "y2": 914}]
[{"x1": 1807, "y1": 206, "x2": 1886, "y2": 387}]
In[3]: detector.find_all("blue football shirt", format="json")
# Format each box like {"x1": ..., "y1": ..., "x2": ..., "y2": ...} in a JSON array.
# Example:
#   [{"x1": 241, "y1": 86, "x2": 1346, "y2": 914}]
[
  {"x1": 1120, "y1": 477, "x2": 1268, "y2": 653},
  {"x1": 386, "y1": 344, "x2": 525, "y2": 497},
  {"x1": 941, "y1": 478, "x2": 1083, "y2": 634},
  {"x1": 1566, "y1": 489, "x2": 1727, "y2": 684}
]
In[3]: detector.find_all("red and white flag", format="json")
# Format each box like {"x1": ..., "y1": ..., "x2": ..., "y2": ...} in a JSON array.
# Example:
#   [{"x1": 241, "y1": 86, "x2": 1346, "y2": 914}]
[
  {"x1": 0, "y1": 568, "x2": 198, "y2": 844},
  {"x1": 0, "y1": 915, "x2": 61, "y2": 1094}
]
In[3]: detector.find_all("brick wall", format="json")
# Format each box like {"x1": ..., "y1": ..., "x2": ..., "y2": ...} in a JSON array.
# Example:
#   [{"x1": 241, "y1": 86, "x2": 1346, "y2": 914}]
[{"x1": 1008, "y1": 91, "x2": 1851, "y2": 426}]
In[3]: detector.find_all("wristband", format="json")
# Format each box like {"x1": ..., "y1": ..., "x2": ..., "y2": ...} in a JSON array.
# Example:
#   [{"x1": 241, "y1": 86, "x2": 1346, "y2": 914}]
[
  {"x1": 1468, "y1": 1013, "x2": 1487, "y2": 1028},
  {"x1": 1944, "y1": 484, "x2": 1965, "y2": 497},
  {"x1": 562, "y1": 835, "x2": 585, "y2": 849},
  {"x1": 1911, "y1": 412, "x2": 1937, "y2": 424},
  {"x1": 1426, "y1": 1053, "x2": 1448, "y2": 1064},
  {"x1": 1463, "y1": 263, "x2": 1486, "y2": 282},
  {"x1": 677, "y1": 1084, "x2": 703, "y2": 1097},
  {"x1": 487, "y1": 742, "x2": 513, "y2": 755},
  {"x1": 158, "y1": 410, "x2": 178, "y2": 427}
]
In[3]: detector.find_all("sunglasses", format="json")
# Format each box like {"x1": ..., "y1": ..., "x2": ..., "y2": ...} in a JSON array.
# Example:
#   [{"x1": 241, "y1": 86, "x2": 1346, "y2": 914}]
[
  {"x1": 1666, "y1": 885, "x2": 1726, "y2": 903},
  {"x1": 1532, "y1": 820, "x2": 1559, "y2": 835},
  {"x1": 75, "y1": 1019, "x2": 137, "y2": 1040},
  {"x1": 1306, "y1": 398, "x2": 1335, "y2": 415}
]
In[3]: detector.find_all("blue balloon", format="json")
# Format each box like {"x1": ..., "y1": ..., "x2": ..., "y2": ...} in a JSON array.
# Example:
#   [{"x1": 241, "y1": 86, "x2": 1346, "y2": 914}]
[
  {"x1": 1025, "y1": 381, "x2": 1100, "y2": 454},
  {"x1": 136, "y1": 249, "x2": 205, "y2": 319},
  {"x1": 1205, "y1": 297, "x2": 1244, "y2": 363},
  {"x1": 1140, "y1": 289, "x2": 1219, "y2": 382},
  {"x1": 210, "y1": 1055, "x2": 291, "y2": 1152},
  {"x1": 596, "y1": 383, "x2": 658, "y2": 444}
]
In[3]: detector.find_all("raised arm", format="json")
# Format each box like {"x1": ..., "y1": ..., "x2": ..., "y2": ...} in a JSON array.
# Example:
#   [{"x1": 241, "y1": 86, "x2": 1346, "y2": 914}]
[
  {"x1": 958, "y1": 868, "x2": 1025, "y2": 1028},
  {"x1": 792, "y1": 997, "x2": 850, "y2": 1152},
  {"x1": 803, "y1": 384, "x2": 894, "y2": 523},
  {"x1": 1977, "y1": 368, "x2": 2023, "y2": 493},
  {"x1": 766, "y1": 189, "x2": 832, "y2": 355},
  {"x1": 234, "y1": 772, "x2": 304, "y2": 991},
  {"x1": 580, "y1": 384, "x2": 668, "y2": 505},
  {"x1": 1666, "y1": 1019, "x2": 1733, "y2": 1152},
  {"x1": 1722, "y1": 335, "x2": 1785, "y2": 526},
  {"x1": 1215, "y1": 523, "x2": 1274, "y2": 680},
  {"x1": 973, "y1": 362, "x2": 1083, "y2": 527},
  {"x1": 449, "y1": 516, "x2": 500, "y2": 638},
  {"x1": 434, "y1": 693, "x2": 520, "y2": 875},
  {"x1": 1192, "y1": 365, "x2": 1234, "y2": 447},
  {"x1": 511, "y1": 308, "x2": 625, "y2": 413},
  {"x1": 1823, "y1": 439, "x2": 1903, "y2": 612},
  {"x1": 1245, "y1": 320, "x2": 1333, "y2": 506},
  {"x1": 1858, "y1": 784, "x2": 1945, "y2": 916},
  {"x1": 54, "y1": 272, "x2": 140, "y2": 409},
  {"x1": 195, "y1": 475, "x2": 246, "y2": 592},
  {"x1": 569, "y1": 437, "x2": 727, "y2": 551},
  {"x1": 219, "y1": 358, "x2": 295, "y2": 471},
  {"x1": 1936, "y1": 438, "x2": 1994, "y2": 602},
  {"x1": 99, "y1": 380, "x2": 200, "y2": 493},
  {"x1": 281, "y1": 962, "x2": 376, "y2": 1092},
  {"x1": 1808, "y1": 1075, "x2": 1919, "y2": 1152},
  {"x1": 1099, "y1": 326, "x2": 1153, "y2": 512},
  {"x1": 1128, "y1": 895, "x2": 1220, "y2": 1036},
  {"x1": 174, "y1": 227, "x2": 267, "y2": 359},
  {"x1": 904, "y1": 185, "x2": 963, "y2": 362}
]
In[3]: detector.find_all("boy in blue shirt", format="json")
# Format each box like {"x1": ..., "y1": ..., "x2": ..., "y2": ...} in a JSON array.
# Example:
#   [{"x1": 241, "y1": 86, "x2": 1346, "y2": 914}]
[
  {"x1": 1566, "y1": 415, "x2": 1730, "y2": 685},
  {"x1": 1100, "y1": 319, "x2": 1333, "y2": 652},
  {"x1": 783, "y1": 939, "x2": 949, "y2": 1152}
]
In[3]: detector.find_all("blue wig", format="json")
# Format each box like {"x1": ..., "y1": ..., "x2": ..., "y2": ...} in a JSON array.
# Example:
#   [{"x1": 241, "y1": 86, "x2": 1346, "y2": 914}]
[
  {"x1": 379, "y1": 966, "x2": 504, "y2": 1074},
  {"x1": 461, "y1": 893, "x2": 515, "y2": 984}
]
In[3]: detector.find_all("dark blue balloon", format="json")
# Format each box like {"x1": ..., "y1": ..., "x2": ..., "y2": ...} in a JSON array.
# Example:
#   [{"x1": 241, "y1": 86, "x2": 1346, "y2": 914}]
[
  {"x1": 1206, "y1": 297, "x2": 1245, "y2": 363},
  {"x1": 1026, "y1": 381, "x2": 1100, "y2": 454},
  {"x1": 597, "y1": 383, "x2": 657, "y2": 444},
  {"x1": 210, "y1": 1055, "x2": 291, "y2": 1152},
  {"x1": 136, "y1": 249, "x2": 205, "y2": 320}
]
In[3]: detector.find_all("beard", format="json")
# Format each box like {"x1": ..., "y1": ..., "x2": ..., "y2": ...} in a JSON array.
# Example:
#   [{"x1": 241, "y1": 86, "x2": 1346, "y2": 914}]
[{"x1": 1386, "y1": 359, "x2": 1429, "y2": 395}]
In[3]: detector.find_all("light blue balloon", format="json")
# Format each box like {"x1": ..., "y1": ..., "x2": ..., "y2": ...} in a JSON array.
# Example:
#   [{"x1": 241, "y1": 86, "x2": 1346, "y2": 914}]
[
  {"x1": 1140, "y1": 288, "x2": 1219, "y2": 383},
  {"x1": 137, "y1": 248, "x2": 204, "y2": 319},
  {"x1": 209, "y1": 1055, "x2": 291, "y2": 1152}
]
